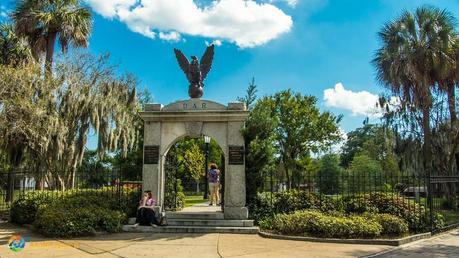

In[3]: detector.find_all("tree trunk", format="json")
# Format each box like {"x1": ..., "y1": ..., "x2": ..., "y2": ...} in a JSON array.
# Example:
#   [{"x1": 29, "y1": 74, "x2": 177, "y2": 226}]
[
  {"x1": 422, "y1": 106, "x2": 433, "y2": 173},
  {"x1": 196, "y1": 180, "x2": 200, "y2": 194},
  {"x1": 447, "y1": 83, "x2": 457, "y2": 123},
  {"x1": 446, "y1": 82, "x2": 458, "y2": 208},
  {"x1": 45, "y1": 32, "x2": 57, "y2": 76}
]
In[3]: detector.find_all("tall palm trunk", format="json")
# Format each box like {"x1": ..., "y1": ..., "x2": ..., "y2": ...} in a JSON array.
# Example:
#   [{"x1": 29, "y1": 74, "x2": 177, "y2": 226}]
[
  {"x1": 446, "y1": 82, "x2": 458, "y2": 209},
  {"x1": 45, "y1": 31, "x2": 57, "y2": 76},
  {"x1": 447, "y1": 82, "x2": 457, "y2": 123},
  {"x1": 422, "y1": 105, "x2": 434, "y2": 217}
]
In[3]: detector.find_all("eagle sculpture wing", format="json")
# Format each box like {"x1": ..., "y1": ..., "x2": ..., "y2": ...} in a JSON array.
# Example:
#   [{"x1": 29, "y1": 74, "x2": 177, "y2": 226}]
[
  {"x1": 174, "y1": 48, "x2": 190, "y2": 75},
  {"x1": 200, "y1": 44, "x2": 214, "y2": 80}
]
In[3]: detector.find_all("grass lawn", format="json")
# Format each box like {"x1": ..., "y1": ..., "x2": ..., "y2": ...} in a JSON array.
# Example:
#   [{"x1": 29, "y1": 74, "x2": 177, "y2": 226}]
[
  {"x1": 439, "y1": 210, "x2": 459, "y2": 225},
  {"x1": 184, "y1": 195, "x2": 208, "y2": 208}
]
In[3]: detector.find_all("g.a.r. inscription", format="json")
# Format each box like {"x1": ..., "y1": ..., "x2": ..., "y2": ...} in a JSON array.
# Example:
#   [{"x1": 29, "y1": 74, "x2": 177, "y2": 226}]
[{"x1": 182, "y1": 102, "x2": 207, "y2": 110}]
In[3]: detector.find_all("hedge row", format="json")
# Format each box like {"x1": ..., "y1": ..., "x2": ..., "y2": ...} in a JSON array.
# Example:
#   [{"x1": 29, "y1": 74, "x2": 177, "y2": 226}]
[
  {"x1": 261, "y1": 210, "x2": 409, "y2": 238},
  {"x1": 10, "y1": 189, "x2": 140, "y2": 237},
  {"x1": 248, "y1": 191, "x2": 444, "y2": 232},
  {"x1": 34, "y1": 203, "x2": 126, "y2": 237}
]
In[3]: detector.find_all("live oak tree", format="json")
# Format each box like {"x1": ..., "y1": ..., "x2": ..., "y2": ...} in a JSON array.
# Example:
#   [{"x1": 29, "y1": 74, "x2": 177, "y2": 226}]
[
  {"x1": 245, "y1": 90, "x2": 342, "y2": 191},
  {"x1": 0, "y1": 53, "x2": 138, "y2": 190},
  {"x1": 0, "y1": 23, "x2": 31, "y2": 66}
]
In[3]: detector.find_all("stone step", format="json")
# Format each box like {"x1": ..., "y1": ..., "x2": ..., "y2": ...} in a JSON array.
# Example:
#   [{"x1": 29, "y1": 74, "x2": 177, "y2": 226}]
[
  {"x1": 165, "y1": 212, "x2": 225, "y2": 220},
  {"x1": 122, "y1": 225, "x2": 259, "y2": 234},
  {"x1": 166, "y1": 219, "x2": 254, "y2": 227}
]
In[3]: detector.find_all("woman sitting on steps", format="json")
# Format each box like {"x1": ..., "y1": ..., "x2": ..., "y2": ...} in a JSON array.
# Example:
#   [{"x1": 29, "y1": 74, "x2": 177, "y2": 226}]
[{"x1": 134, "y1": 190, "x2": 160, "y2": 227}]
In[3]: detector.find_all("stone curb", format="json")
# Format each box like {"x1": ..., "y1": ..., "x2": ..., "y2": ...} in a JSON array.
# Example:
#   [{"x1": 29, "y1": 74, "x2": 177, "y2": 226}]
[{"x1": 258, "y1": 231, "x2": 431, "y2": 246}]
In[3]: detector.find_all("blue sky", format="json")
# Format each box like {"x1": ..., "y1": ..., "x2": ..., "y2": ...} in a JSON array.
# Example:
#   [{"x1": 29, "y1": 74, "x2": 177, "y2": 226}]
[{"x1": 2, "y1": 0, "x2": 459, "y2": 149}]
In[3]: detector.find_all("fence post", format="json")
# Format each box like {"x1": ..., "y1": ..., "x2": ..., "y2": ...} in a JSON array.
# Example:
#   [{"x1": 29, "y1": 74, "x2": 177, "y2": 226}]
[
  {"x1": 426, "y1": 169, "x2": 434, "y2": 232},
  {"x1": 118, "y1": 166, "x2": 122, "y2": 209},
  {"x1": 5, "y1": 168, "x2": 13, "y2": 203}
]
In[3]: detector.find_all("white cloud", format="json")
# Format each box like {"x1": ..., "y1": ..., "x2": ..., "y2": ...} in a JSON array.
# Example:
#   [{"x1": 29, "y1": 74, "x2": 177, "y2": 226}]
[
  {"x1": 159, "y1": 31, "x2": 182, "y2": 42},
  {"x1": 323, "y1": 83, "x2": 382, "y2": 118},
  {"x1": 84, "y1": 0, "x2": 293, "y2": 48},
  {"x1": 205, "y1": 39, "x2": 222, "y2": 46},
  {"x1": 268, "y1": 0, "x2": 298, "y2": 7}
]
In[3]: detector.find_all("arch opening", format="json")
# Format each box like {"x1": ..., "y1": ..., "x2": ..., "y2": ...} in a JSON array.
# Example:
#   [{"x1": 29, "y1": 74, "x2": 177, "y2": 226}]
[{"x1": 163, "y1": 135, "x2": 225, "y2": 213}]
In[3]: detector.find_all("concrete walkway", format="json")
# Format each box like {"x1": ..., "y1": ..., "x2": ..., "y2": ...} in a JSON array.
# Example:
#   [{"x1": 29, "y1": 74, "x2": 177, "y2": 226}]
[
  {"x1": 0, "y1": 222, "x2": 392, "y2": 258},
  {"x1": 180, "y1": 201, "x2": 222, "y2": 213},
  {"x1": 370, "y1": 228, "x2": 459, "y2": 258}
]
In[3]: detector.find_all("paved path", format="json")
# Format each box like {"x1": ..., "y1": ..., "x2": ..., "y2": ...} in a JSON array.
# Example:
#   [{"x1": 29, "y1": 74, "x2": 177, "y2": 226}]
[
  {"x1": 180, "y1": 201, "x2": 221, "y2": 213},
  {"x1": 370, "y1": 229, "x2": 459, "y2": 258},
  {"x1": 0, "y1": 222, "x2": 392, "y2": 258}
]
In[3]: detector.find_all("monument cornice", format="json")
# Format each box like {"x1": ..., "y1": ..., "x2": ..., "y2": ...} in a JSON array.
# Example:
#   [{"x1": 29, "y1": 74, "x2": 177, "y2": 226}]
[{"x1": 140, "y1": 110, "x2": 248, "y2": 122}]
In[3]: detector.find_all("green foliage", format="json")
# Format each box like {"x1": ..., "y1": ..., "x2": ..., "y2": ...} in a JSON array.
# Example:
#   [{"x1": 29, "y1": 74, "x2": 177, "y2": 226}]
[
  {"x1": 34, "y1": 203, "x2": 126, "y2": 237},
  {"x1": 0, "y1": 53, "x2": 139, "y2": 190},
  {"x1": 164, "y1": 175, "x2": 185, "y2": 211},
  {"x1": 340, "y1": 124, "x2": 401, "y2": 187},
  {"x1": 12, "y1": 0, "x2": 93, "y2": 72},
  {"x1": 183, "y1": 142, "x2": 205, "y2": 183},
  {"x1": 243, "y1": 97, "x2": 277, "y2": 202},
  {"x1": 248, "y1": 190, "x2": 341, "y2": 223},
  {"x1": 342, "y1": 193, "x2": 445, "y2": 232},
  {"x1": 250, "y1": 191, "x2": 444, "y2": 233},
  {"x1": 10, "y1": 189, "x2": 139, "y2": 225},
  {"x1": 317, "y1": 154, "x2": 342, "y2": 194},
  {"x1": 237, "y1": 77, "x2": 258, "y2": 110},
  {"x1": 347, "y1": 154, "x2": 383, "y2": 192},
  {"x1": 10, "y1": 191, "x2": 56, "y2": 224},
  {"x1": 11, "y1": 190, "x2": 130, "y2": 237},
  {"x1": 364, "y1": 213, "x2": 409, "y2": 236},
  {"x1": 244, "y1": 90, "x2": 341, "y2": 200},
  {"x1": 35, "y1": 204, "x2": 98, "y2": 237},
  {"x1": 0, "y1": 23, "x2": 31, "y2": 66},
  {"x1": 270, "y1": 210, "x2": 382, "y2": 238}
]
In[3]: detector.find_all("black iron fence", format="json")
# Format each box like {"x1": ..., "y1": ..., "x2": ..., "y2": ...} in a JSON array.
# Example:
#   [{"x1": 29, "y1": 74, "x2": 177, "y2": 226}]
[
  {"x1": 260, "y1": 169, "x2": 459, "y2": 233},
  {"x1": 0, "y1": 167, "x2": 142, "y2": 216}
]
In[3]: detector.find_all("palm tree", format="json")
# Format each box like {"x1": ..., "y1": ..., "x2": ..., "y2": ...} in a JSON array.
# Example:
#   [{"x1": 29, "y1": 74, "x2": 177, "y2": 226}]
[
  {"x1": 12, "y1": 0, "x2": 92, "y2": 74},
  {"x1": 373, "y1": 6, "x2": 456, "y2": 181},
  {"x1": 0, "y1": 23, "x2": 31, "y2": 66}
]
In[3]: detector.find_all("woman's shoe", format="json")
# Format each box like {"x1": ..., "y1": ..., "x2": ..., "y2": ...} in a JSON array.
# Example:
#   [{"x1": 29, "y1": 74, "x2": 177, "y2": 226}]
[
  {"x1": 209, "y1": 203, "x2": 213, "y2": 206},
  {"x1": 151, "y1": 223, "x2": 157, "y2": 228},
  {"x1": 133, "y1": 223, "x2": 139, "y2": 227}
]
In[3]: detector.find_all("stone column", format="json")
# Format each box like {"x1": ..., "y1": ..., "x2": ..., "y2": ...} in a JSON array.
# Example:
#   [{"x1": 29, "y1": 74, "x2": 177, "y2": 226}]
[
  {"x1": 142, "y1": 121, "x2": 162, "y2": 210},
  {"x1": 224, "y1": 121, "x2": 248, "y2": 220}
]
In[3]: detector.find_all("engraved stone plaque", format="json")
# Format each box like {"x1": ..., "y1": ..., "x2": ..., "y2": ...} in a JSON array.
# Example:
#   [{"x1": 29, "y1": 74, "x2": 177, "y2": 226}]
[
  {"x1": 144, "y1": 145, "x2": 160, "y2": 164},
  {"x1": 228, "y1": 146, "x2": 244, "y2": 165}
]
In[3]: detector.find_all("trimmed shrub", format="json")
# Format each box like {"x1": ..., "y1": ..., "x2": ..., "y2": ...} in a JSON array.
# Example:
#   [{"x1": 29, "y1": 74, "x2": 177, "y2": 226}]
[
  {"x1": 364, "y1": 213, "x2": 409, "y2": 236},
  {"x1": 35, "y1": 204, "x2": 99, "y2": 237},
  {"x1": 249, "y1": 191, "x2": 444, "y2": 233},
  {"x1": 34, "y1": 202, "x2": 127, "y2": 237},
  {"x1": 270, "y1": 210, "x2": 382, "y2": 238},
  {"x1": 10, "y1": 189, "x2": 140, "y2": 225},
  {"x1": 10, "y1": 191, "x2": 57, "y2": 224},
  {"x1": 248, "y1": 190, "x2": 342, "y2": 223},
  {"x1": 356, "y1": 193, "x2": 443, "y2": 232}
]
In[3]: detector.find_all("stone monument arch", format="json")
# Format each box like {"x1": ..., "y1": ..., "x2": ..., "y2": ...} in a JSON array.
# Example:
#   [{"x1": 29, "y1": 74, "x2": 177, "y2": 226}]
[{"x1": 140, "y1": 99, "x2": 249, "y2": 220}]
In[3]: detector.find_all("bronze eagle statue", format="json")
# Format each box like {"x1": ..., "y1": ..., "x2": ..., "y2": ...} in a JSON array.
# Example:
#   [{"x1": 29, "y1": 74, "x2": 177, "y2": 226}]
[{"x1": 174, "y1": 44, "x2": 214, "y2": 98}]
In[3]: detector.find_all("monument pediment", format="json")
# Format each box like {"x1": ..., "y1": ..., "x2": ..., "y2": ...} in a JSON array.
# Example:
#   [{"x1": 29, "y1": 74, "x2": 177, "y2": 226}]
[{"x1": 163, "y1": 99, "x2": 226, "y2": 111}]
